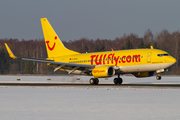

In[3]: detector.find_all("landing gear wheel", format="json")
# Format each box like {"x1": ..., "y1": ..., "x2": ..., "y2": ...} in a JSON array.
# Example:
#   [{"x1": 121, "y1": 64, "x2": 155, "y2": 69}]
[
  {"x1": 118, "y1": 78, "x2": 123, "y2": 84},
  {"x1": 114, "y1": 78, "x2": 118, "y2": 85},
  {"x1": 90, "y1": 78, "x2": 99, "y2": 85},
  {"x1": 156, "y1": 76, "x2": 161, "y2": 80},
  {"x1": 90, "y1": 78, "x2": 94, "y2": 85},
  {"x1": 114, "y1": 78, "x2": 123, "y2": 85},
  {"x1": 94, "y1": 78, "x2": 99, "y2": 85}
]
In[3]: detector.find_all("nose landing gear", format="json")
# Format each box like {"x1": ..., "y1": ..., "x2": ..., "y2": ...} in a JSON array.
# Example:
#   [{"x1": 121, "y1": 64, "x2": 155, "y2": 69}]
[
  {"x1": 156, "y1": 69, "x2": 166, "y2": 80},
  {"x1": 156, "y1": 74, "x2": 162, "y2": 80}
]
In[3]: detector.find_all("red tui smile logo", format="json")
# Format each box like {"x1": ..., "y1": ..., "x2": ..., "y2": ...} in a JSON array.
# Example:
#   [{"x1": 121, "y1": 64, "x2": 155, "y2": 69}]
[{"x1": 46, "y1": 36, "x2": 57, "y2": 51}]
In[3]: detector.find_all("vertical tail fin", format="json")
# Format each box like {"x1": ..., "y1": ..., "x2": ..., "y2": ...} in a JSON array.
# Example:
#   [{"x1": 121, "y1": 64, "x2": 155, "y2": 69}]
[{"x1": 41, "y1": 18, "x2": 79, "y2": 59}]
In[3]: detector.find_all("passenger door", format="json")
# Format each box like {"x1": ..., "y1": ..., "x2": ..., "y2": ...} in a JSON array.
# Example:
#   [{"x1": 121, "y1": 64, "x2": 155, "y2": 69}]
[{"x1": 147, "y1": 52, "x2": 152, "y2": 63}]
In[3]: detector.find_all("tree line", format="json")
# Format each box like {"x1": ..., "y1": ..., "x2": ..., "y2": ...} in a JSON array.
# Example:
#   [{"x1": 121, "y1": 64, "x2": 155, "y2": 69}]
[{"x1": 0, "y1": 29, "x2": 179, "y2": 75}]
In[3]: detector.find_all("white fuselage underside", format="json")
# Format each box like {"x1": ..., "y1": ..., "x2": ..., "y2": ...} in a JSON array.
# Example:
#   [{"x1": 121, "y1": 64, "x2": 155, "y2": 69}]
[{"x1": 119, "y1": 63, "x2": 174, "y2": 73}]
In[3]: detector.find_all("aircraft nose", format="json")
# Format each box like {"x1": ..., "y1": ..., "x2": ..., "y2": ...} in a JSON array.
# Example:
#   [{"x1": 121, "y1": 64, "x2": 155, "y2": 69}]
[
  {"x1": 166, "y1": 56, "x2": 176, "y2": 64},
  {"x1": 172, "y1": 57, "x2": 177, "y2": 63}
]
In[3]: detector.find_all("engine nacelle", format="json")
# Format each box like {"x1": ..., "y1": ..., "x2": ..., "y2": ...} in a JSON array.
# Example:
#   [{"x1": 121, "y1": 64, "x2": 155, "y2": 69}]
[
  {"x1": 92, "y1": 66, "x2": 115, "y2": 78},
  {"x1": 133, "y1": 71, "x2": 154, "y2": 78}
]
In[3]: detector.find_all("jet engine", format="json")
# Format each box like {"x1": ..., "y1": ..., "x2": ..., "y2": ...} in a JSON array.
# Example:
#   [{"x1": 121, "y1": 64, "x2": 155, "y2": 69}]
[
  {"x1": 133, "y1": 71, "x2": 154, "y2": 77},
  {"x1": 92, "y1": 66, "x2": 115, "y2": 78}
]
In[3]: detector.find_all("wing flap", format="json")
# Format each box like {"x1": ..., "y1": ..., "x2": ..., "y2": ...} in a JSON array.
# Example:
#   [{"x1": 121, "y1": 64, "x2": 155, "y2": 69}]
[{"x1": 21, "y1": 57, "x2": 94, "y2": 68}]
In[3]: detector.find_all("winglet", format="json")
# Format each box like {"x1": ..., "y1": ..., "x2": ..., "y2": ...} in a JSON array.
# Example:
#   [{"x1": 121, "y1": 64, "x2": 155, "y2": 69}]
[
  {"x1": 4, "y1": 43, "x2": 18, "y2": 59},
  {"x1": 150, "y1": 46, "x2": 153, "y2": 49}
]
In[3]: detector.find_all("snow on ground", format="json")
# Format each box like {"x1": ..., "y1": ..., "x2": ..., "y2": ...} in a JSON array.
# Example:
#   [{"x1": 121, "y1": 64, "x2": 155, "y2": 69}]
[
  {"x1": 0, "y1": 75, "x2": 180, "y2": 84},
  {"x1": 0, "y1": 75, "x2": 180, "y2": 120}
]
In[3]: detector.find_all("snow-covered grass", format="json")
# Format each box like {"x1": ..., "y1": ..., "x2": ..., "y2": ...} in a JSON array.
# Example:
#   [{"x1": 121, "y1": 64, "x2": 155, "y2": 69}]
[
  {"x1": 0, "y1": 75, "x2": 180, "y2": 84},
  {"x1": 0, "y1": 76, "x2": 180, "y2": 120},
  {"x1": 0, "y1": 87, "x2": 180, "y2": 120}
]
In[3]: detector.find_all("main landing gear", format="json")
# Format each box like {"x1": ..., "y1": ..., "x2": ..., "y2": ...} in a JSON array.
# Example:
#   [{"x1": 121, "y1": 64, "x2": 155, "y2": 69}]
[
  {"x1": 113, "y1": 74, "x2": 123, "y2": 85},
  {"x1": 89, "y1": 78, "x2": 99, "y2": 85},
  {"x1": 156, "y1": 74, "x2": 162, "y2": 80},
  {"x1": 89, "y1": 74, "x2": 123, "y2": 85}
]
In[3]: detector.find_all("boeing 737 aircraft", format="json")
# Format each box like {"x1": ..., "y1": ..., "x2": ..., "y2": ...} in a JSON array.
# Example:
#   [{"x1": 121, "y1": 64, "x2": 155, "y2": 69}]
[{"x1": 5, "y1": 18, "x2": 176, "y2": 85}]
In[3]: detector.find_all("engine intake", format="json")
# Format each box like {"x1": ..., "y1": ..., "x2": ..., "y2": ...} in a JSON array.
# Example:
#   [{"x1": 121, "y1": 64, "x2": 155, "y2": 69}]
[
  {"x1": 133, "y1": 71, "x2": 154, "y2": 77},
  {"x1": 92, "y1": 66, "x2": 115, "y2": 78}
]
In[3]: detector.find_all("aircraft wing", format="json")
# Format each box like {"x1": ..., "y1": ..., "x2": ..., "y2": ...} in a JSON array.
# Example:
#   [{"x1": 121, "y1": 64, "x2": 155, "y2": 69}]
[
  {"x1": 19, "y1": 57, "x2": 95, "y2": 74},
  {"x1": 20, "y1": 58, "x2": 94, "y2": 68},
  {"x1": 5, "y1": 43, "x2": 95, "y2": 74}
]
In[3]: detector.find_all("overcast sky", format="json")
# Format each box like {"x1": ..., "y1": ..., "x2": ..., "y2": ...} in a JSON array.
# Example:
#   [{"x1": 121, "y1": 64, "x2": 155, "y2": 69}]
[{"x1": 0, "y1": 0, "x2": 180, "y2": 41}]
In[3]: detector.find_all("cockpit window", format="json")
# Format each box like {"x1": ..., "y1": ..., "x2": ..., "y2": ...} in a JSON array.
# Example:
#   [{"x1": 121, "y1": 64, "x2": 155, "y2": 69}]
[
  {"x1": 163, "y1": 54, "x2": 169, "y2": 56},
  {"x1": 157, "y1": 53, "x2": 170, "y2": 57}
]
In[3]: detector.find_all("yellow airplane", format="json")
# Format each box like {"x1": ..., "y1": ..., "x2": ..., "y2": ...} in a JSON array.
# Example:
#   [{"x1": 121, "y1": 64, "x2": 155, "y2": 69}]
[{"x1": 5, "y1": 18, "x2": 176, "y2": 85}]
